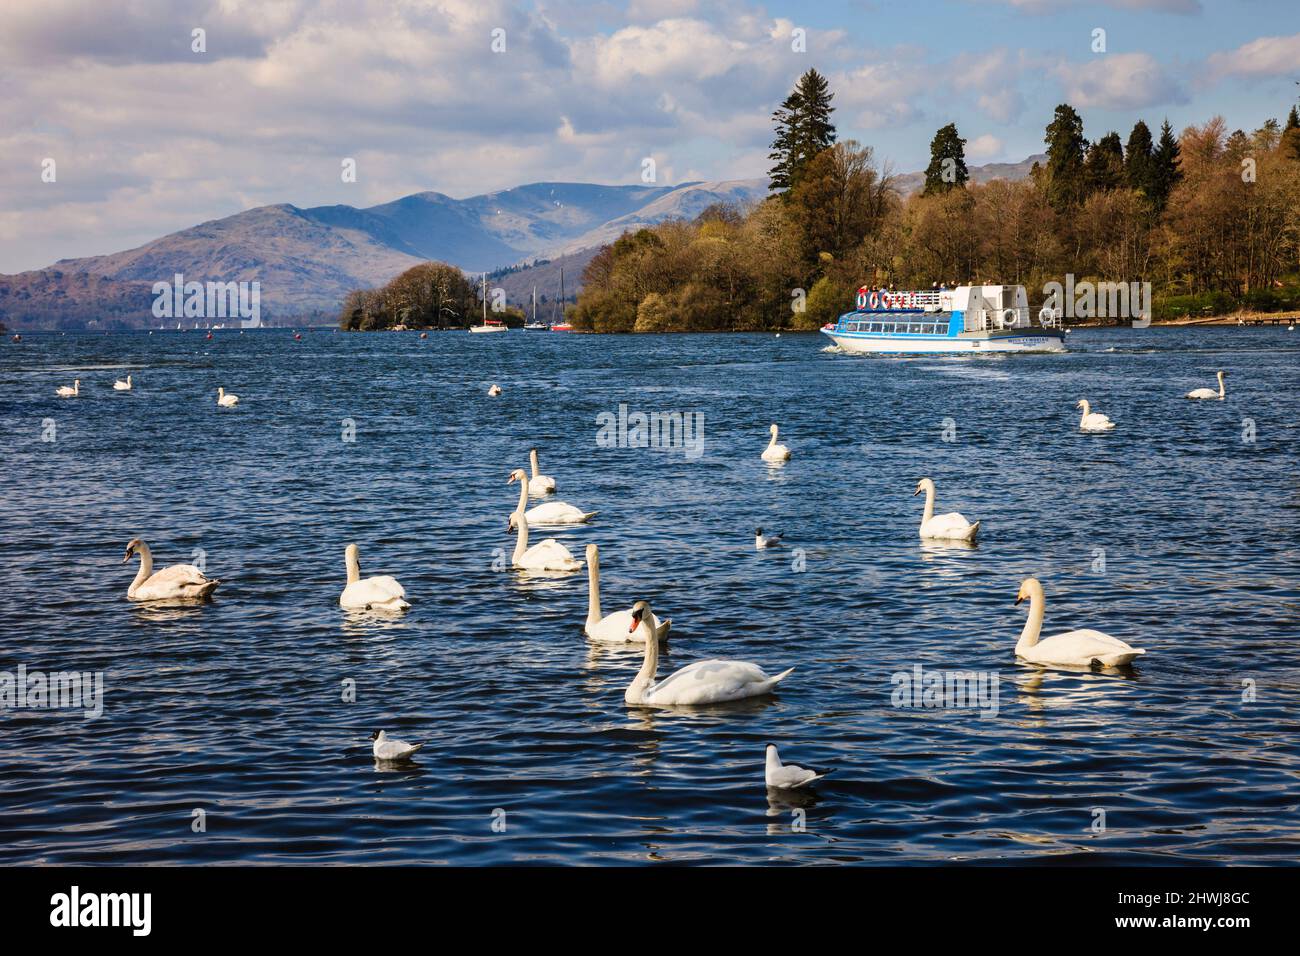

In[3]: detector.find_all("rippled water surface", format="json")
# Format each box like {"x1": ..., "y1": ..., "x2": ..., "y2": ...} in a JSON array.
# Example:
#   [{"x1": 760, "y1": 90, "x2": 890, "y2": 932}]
[{"x1": 1, "y1": 326, "x2": 1298, "y2": 865}]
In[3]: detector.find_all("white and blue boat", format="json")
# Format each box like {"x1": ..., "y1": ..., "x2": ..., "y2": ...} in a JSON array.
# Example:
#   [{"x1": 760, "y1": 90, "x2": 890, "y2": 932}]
[{"x1": 822, "y1": 284, "x2": 1066, "y2": 355}]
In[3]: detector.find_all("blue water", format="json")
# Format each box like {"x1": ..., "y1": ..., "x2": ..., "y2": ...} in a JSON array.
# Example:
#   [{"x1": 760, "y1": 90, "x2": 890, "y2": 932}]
[{"x1": 1, "y1": 326, "x2": 1297, "y2": 865}]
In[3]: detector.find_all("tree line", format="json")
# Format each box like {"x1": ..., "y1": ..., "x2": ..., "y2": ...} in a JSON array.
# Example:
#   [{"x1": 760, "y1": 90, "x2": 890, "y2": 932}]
[{"x1": 567, "y1": 70, "x2": 1300, "y2": 331}]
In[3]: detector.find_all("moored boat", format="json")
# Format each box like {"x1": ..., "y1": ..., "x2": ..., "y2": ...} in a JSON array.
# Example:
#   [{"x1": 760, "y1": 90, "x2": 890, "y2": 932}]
[{"x1": 822, "y1": 284, "x2": 1066, "y2": 355}]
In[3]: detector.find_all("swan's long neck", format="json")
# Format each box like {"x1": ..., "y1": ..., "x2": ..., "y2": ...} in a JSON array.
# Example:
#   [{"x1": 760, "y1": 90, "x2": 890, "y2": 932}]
[
  {"x1": 345, "y1": 549, "x2": 360, "y2": 584},
  {"x1": 586, "y1": 550, "x2": 602, "y2": 627},
  {"x1": 512, "y1": 511, "x2": 529, "y2": 563},
  {"x1": 129, "y1": 543, "x2": 153, "y2": 594},
  {"x1": 1016, "y1": 585, "x2": 1045, "y2": 654},
  {"x1": 514, "y1": 475, "x2": 529, "y2": 513},
  {"x1": 767, "y1": 426, "x2": 778, "y2": 448},
  {"x1": 1217, "y1": 372, "x2": 1225, "y2": 398},
  {"x1": 1078, "y1": 400, "x2": 1090, "y2": 424},
  {"x1": 921, "y1": 484, "x2": 936, "y2": 524},
  {"x1": 530, "y1": 449, "x2": 541, "y2": 479},
  {"x1": 626, "y1": 620, "x2": 659, "y2": 702}
]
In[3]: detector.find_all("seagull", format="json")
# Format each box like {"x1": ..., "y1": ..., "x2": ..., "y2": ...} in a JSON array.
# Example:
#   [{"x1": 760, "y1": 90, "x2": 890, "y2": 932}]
[
  {"x1": 754, "y1": 527, "x2": 784, "y2": 550},
  {"x1": 765, "y1": 743, "x2": 831, "y2": 790},
  {"x1": 488, "y1": 384, "x2": 502, "y2": 396},
  {"x1": 371, "y1": 730, "x2": 424, "y2": 762}
]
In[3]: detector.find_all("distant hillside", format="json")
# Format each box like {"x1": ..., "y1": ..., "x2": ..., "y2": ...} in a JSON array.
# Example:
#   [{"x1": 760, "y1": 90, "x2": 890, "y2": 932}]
[
  {"x1": 892, "y1": 154, "x2": 1044, "y2": 197},
  {"x1": 1, "y1": 159, "x2": 1040, "y2": 329}
]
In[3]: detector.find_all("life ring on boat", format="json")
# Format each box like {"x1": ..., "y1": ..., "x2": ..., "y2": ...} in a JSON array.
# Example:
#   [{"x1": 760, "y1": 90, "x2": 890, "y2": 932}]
[
  {"x1": 868, "y1": 291, "x2": 880, "y2": 309},
  {"x1": 857, "y1": 290, "x2": 868, "y2": 309},
  {"x1": 999, "y1": 309, "x2": 1017, "y2": 329}
]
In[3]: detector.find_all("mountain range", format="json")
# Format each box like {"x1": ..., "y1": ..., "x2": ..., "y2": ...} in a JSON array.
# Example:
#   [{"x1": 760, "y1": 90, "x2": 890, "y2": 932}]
[{"x1": 0, "y1": 156, "x2": 1042, "y2": 329}]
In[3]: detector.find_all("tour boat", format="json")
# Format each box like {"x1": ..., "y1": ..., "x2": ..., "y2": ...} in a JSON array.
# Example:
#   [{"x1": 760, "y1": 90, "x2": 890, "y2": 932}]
[{"x1": 822, "y1": 285, "x2": 1066, "y2": 355}]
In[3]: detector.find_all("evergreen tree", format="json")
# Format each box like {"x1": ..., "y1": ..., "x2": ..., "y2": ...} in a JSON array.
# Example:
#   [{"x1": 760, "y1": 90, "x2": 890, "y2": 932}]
[
  {"x1": 768, "y1": 69, "x2": 836, "y2": 192},
  {"x1": 1044, "y1": 103, "x2": 1088, "y2": 209},
  {"x1": 1124, "y1": 120, "x2": 1155, "y2": 196},
  {"x1": 922, "y1": 123, "x2": 969, "y2": 195},
  {"x1": 1150, "y1": 119, "x2": 1182, "y2": 212},
  {"x1": 1084, "y1": 132, "x2": 1125, "y2": 193},
  {"x1": 1286, "y1": 106, "x2": 1300, "y2": 131}
]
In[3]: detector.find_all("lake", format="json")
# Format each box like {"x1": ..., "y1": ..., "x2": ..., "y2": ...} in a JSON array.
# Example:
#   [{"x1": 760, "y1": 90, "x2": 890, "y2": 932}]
[{"x1": 1, "y1": 325, "x2": 1297, "y2": 864}]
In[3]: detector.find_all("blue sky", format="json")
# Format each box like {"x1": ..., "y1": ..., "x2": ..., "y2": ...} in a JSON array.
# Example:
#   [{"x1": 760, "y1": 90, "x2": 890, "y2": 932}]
[{"x1": 1, "y1": 0, "x2": 1296, "y2": 273}]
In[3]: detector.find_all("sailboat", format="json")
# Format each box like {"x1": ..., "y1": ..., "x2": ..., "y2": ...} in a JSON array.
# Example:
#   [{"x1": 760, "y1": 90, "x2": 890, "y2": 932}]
[
  {"x1": 550, "y1": 267, "x2": 573, "y2": 332},
  {"x1": 468, "y1": 272, "x2": 507, "y2": 333},
  {"x1": 524, "y1": 285, "x2": 548, "y2": 330}
]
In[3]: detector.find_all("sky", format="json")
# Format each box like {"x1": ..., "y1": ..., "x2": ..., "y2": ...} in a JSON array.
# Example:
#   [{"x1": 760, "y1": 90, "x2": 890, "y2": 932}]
[{"x1": 0, "y1": 0, "x2": 1296, "y2": 273}]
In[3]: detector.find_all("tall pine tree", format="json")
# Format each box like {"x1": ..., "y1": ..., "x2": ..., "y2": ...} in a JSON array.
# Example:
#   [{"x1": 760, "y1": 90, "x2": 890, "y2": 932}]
[
  {"x1": 1044, "y1": 104, "x2": 1087, "y2": 210},
  {"x1": 1124, "y1": 120, "x2": 1155, "y2": 196},
  {"x1": 1149, "y1": 119, "x2": 1182, "y2": 212},
  {"x1": 1084, "y1": 132, "x2": 1125, "y2": 193},
  {"x1": 922, "y1": 123, "x2": 969, "y2": 195},
  {"x1": 768, "y1": 69, "x2": 836, "y2": 192}
]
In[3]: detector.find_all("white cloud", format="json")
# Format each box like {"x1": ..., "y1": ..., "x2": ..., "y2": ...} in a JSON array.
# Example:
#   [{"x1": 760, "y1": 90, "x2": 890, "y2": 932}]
[
  {"x1": 1055, "y1": 52, "x2": 1185, "y2": 110},
  {"x1": 1206, "y1": 33, "x2": 1300, "y2": 80},
  {"x1": 966, "y1": 134, "x2": 1004, "y2": 160}
]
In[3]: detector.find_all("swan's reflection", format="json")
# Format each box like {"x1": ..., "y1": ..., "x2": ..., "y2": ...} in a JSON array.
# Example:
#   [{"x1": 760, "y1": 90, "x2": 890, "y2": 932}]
[
  {"x1": 130, "y1": 598, "x2": 214, "y2": 622},
  {"x1": 1012, "y1": 665, "x2": 1135, "y2": 726},
  {"x1": 509, "y1": 568, "x2": 581, "y2": 590},
  {"x1": 339, "y1": 607, "x2": 413, "y2": 637}
]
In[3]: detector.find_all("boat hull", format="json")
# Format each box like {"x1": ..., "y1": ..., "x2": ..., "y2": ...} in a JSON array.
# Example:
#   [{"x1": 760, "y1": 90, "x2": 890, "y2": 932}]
[
  {"x1": 468, "y1": 325, "x2": 509, "y2": 333},
  {"x1": 822, "y1": 329, "x2": 1065, "y2": 355}
]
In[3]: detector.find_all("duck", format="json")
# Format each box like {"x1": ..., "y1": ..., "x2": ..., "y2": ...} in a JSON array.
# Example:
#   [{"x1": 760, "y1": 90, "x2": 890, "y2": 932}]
[
  {"x1": 55, "y1": 379, "x2": 80, "y2": 397},
  {"x1": 371, "y1": 730, "x2": 423, "y2": 761},
  {"x1": 122, "y1": 538, "x2": 219, "y2": 601},
  {"x1": 761, "y1": 423, "x2": 792, "y2": 462},
  {"x1": 1076, "y1": 399, "x2": 1115, "y2": 432},
  {"x1": 1186, "y1": 370, "x2": 1227, "y2": 400},
  {"x1": 584, "y1": 544, "x2": 669, "y2": 642},
  {"x1": 217, "y1": 387, "x2": 239, "y2": 407},
  {"x1": 510, "y1": 498, "x2": 583, "y2": 572},
  {"x1": 623, "y1": 600, "x2": 793, "y2": 705},
  {"x1": 507, "y1": 468, "x2": 594, "y2": 529},
  {"x1": 113, "y1": 375, "x2": 132, "y2": 391},
  {"x1": 913, "y1": 478, "x2": 980, "y2": 542},
  {"x1": 488, "y1": 384, "x2": 502, "y2": 396},
  {"x1": 527, "y1": 447, "x2": 557, "y2": 496},
  {"x1": 754, "y1": 528, "x2": 784, "y2": 549},
  {"x1": 1013, "y1": 577, "x2": 1144, "y2": 668},
  {"x1": 339, "y1": 543, "x2": 410, "y2": 612},
  {"x1": 765, "y1": 743, "x2": 832, "y2": 790}
]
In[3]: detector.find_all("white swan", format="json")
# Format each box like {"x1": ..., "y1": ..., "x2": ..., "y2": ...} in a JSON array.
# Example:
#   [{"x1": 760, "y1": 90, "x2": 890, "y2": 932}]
[
  {"x1": 624, "y1": 600, "x2": 793, "y2": 705},
  {"x1": 1186, "y1": 370, "x2": 1227, "y2": 400},
  {"x1": 584, "y1": 544, "x2": 670, "y2": 642},
  {"x1": 511, "y1": 498, "x2": 583, "y2": 572},
  {"x1": 1076, "y1": 399, "x2": 1115, "y2": 432},
  {"x1": 113, "y1": 375, "x2": 132, "y2": 391},
  {"x1": 55, "y1": 379, "x2": 80, "y2": 397},
  {"x1": 217, "y1": 387, "x2": 239, "y2": 407},
  {"x1": 123, "y1": 538, "x2": 219, "y2": 601},
  {"x1": 371, "y1": 730, "x2": 423, "y2": 761},
  {"x1": 754, "y1": 528, "x2": 783, "y2": 549},
  {"x1": 507, "y1": 468, "x2": 594, "y2": 529},
  {"x1": 1014, "y1": 577, "x2": 1144, "y2": 668},
  {"x1": 528, "y1": 447, "x2": 557, "y2": 496},
  {"x1": 914, "y1": 478, "x2": 980, "y2": 542},
  {"x1": 339, "y1": 543, "x2": 410, "y2": 612},
  {"x1": 765, "y1": 744, "x2": 831, "y2": 789},
  {"x1": 488, "y1": 384, "x2": 502, "y2": 396},
  {"x1": 762, "y1": 423, "x2": 792, "y2": 461}
]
